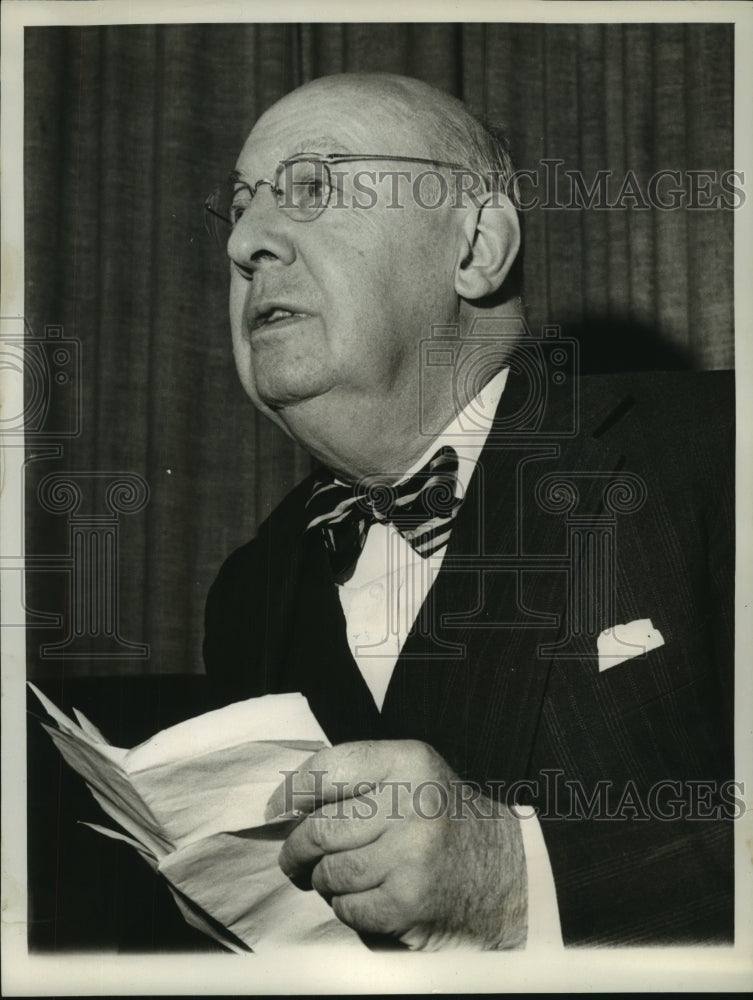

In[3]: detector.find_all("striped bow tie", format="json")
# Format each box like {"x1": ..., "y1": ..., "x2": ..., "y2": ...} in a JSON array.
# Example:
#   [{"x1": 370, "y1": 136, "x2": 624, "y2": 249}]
[{"x1": 305, "y1": 445, "x2": 463, "y2": 584}]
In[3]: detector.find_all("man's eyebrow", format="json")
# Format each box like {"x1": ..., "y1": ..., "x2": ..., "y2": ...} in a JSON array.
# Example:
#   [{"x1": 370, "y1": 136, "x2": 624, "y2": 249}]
[
  {"x1": 230, "y1": 138, "x2": 352, "y2": 183},
  {"x1": 289, "y1": 137, "x2": 351, "y2": 155}
]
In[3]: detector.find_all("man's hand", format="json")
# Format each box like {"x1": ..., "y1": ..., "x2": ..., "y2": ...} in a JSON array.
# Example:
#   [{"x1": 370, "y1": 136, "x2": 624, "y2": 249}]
[{"x1": 265, "y1": 740, "x2": 527, "y2": 950}]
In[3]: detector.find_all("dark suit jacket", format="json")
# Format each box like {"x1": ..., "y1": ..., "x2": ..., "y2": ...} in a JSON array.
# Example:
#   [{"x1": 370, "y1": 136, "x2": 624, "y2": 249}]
[{"x1": 204, "y1": 368, "x2": 734, "y2": 946}]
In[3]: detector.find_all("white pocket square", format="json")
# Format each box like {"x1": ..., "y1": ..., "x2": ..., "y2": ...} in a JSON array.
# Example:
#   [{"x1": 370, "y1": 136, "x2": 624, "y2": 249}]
[{"x1": 597, "y1": 618, "x2": 665, "y2": 672}]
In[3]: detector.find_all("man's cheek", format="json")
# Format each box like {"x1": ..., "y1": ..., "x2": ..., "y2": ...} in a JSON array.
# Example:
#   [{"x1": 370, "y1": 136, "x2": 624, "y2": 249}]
[
  {"x1": 229, "y1": 272, "x2": 251, "y2": 321},
  {"x1": 231, "y1": 341, "x2": 256, "y2": 400}
]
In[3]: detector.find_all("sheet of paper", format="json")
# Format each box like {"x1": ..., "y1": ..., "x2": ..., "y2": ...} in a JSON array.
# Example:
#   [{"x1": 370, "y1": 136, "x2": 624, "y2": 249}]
[
  {"x1": 87, "y1": 784, "x2": 171, "y2": 860},
  {"x1": 130, "y1": 739, "x2": 327, "y2": 849},
  {"x1": 160, "y1": 826, "x2": 365, "y2": 951},
  {"x1": 29, "y1": 683, "x2": 364, "y2": 951},
  {"x1": 30, "y1": 685, "x2": 330, "y2": 849},
  {"x1": 29, "y1": 683, "x2": 119, "y2": 753},
  {"x1": 41, "y1": 723, "x2": 174, "y2": 856},
  {"x1": 82, "y1": 822, "x2": 252, "y2": 954},
  {"x1": 124, "y1": 692, "x2": 330, "y2": 771}
]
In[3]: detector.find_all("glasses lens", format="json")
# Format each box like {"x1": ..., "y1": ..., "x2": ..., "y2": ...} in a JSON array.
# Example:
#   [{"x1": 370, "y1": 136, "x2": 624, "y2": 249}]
[
  {"x1": 204, "y1": 161, "x2": 330, "y2": 245},
  {"x1": 204, "y1": 178, "x2": 253, "y2": 247},
  {"x1": 278, "y1": 159, "x2": 331, "y2": 219}
]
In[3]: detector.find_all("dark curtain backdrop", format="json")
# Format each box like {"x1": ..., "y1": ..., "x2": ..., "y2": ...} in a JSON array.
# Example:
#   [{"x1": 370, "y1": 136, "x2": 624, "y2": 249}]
[{"x1": 24, "y1": 23, "x2": 734, "y2": 678}]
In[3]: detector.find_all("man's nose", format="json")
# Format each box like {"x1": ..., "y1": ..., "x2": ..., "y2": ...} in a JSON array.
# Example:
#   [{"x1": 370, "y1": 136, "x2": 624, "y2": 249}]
[{"x1": 226, "y1": 187, "x2": 296, "y2": 271}]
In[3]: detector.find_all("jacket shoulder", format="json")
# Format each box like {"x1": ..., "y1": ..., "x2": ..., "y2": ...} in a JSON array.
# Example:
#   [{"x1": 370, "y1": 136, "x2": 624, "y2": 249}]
[
  {"x1": 210, "y1": 468, "x2": 319, "y2": 584},
  {"x1": 202, "y1": 467, "x2": 319, "y2": 696},
  {"x1": 579, "y1": 369, "x2": 734, "y2": 449},
  {"x1": 579, "y1": 368, "x2": 734, "y2": 414}
]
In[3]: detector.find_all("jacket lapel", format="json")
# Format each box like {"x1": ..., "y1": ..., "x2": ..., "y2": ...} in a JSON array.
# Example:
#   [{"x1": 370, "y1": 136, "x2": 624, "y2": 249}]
[
  {"x1": 380, "y1": 368, "x2": 633, "y2": 786},
  {"x1": 281, "y1": 527, "x2": 386, "y2": 745}
]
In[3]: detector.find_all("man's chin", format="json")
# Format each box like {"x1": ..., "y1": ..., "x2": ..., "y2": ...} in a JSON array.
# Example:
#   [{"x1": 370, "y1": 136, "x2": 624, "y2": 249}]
[{"x1": 253, "y1": 377, "x2": 335, "y2": 414}]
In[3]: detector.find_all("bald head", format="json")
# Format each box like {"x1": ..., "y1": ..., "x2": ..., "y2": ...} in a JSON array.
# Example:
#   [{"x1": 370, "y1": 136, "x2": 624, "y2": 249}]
[{"x1": 252, "y1": 73, "x2": 517, "y2": 201}]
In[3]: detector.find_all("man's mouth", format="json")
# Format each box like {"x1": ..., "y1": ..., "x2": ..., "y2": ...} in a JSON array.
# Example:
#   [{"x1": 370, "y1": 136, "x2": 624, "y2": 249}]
[{"x1": 250, "y1": 307, "x2": 308, "y2": 333}]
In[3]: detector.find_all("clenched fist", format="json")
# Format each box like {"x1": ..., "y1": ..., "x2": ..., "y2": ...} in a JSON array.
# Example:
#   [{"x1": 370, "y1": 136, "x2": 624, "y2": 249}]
[{"x1": 265, "y1": 739, "x2": 527, "y2": 950}]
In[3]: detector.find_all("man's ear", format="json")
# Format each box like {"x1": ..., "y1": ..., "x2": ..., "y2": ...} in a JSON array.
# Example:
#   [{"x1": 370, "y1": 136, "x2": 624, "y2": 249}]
[{"x1": 454, "y1": 191, "x2": 521, "y2": 300}]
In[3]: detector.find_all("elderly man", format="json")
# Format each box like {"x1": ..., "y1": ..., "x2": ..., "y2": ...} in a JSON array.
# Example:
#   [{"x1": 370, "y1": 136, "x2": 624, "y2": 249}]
[{"x1": 203, "y1": 73, "x2": 734, "y2": 949}]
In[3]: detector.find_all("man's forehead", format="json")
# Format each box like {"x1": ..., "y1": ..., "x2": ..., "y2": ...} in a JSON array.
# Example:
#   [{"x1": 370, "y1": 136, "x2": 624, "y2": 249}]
[
  {"x1": 255, "y1": 133, "x2": 352, "y2": 157},
  {"x1": 289, "y1": 135, "x2": 351, "y2": 154},
  {"x1": 235, "y1": 130, "x2": 353, "y2": 176},
  {"x1": 236, "y1": 82, "x2": 436, "y2": 169},
  {"x1": 237, "y1": 116, "x2": 364, "y2": 171}
]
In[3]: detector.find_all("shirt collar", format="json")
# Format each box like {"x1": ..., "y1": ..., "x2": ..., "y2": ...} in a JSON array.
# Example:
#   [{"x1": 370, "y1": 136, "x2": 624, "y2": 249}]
[
  {"x1": 329, "y1": 367, "x2": 509, "y2": 494},
  {"x1": 398, "y1": 367, "x2": 509, "y2": 496}
]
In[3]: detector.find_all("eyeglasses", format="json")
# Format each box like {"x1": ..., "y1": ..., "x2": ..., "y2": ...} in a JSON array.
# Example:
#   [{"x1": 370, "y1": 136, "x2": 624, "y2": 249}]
[{"x1": 204, "y1": 152, "x2": 476, "y2": 246}]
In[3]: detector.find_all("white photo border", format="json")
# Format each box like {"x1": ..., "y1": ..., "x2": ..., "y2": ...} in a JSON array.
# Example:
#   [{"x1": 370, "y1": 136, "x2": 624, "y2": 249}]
[{"x1": 2, "y1": 0, "x2": 752, "y2": 995}]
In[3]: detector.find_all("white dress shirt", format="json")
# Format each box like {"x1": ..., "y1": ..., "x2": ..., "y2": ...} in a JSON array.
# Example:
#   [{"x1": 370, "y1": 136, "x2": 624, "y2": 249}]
[
  {"x1": 335, "y1": 366, "x2": 562, "y2": 947},
  {"x1": 338, "y1": 368, "x2": 510, "y2": 708}
]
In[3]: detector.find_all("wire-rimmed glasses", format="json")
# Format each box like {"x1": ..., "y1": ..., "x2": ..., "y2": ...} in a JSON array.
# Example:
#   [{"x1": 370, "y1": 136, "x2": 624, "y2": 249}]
[{"x1": 204, "y1": 152, "x2": 476, "y2": 246}]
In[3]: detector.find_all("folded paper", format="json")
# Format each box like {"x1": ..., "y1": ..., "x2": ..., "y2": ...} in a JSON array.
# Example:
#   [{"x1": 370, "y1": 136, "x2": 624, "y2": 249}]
[{"x1": 29, "y1": 683, "x2": 365, "y2": 951}]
